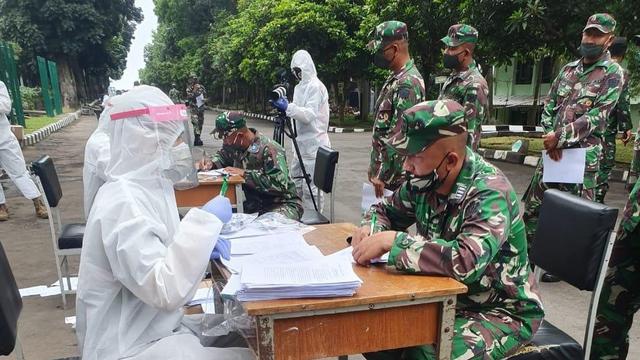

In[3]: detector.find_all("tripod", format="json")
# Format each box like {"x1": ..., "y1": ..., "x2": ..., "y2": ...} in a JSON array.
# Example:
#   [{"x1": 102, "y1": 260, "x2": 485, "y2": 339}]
[{"x1": 272, "y1": 111, "x2": 318, "y2": 212}]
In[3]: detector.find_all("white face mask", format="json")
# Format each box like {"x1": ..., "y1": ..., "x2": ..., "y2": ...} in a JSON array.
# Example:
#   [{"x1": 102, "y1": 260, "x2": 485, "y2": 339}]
[{"x1": 162, "y1": 142, "x2": 193, "y2": 183}]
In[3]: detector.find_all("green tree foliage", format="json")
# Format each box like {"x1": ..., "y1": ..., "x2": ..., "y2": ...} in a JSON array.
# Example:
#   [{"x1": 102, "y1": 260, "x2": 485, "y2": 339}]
[{"x1": 0, "y1": 0, "x2": 143, "y2": 104}]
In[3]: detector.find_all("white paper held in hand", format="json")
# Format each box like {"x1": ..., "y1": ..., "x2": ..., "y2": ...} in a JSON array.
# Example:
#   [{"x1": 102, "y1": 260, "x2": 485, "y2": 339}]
[
  {"x1": 361, "y1": 183, "x2": 393, "y2": 213},
  {"x1": 542, "y1": 148, "x2": 586, "y2": 184}
]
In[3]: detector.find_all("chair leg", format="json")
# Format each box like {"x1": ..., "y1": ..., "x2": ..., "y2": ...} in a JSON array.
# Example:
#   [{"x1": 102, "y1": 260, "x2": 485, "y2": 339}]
[
  {"x1": 338, "y1": 356, "x2": 348, "y2": 360},
  {"x1": 57, "y1": 255, "x2": 66, "y2": 309},
  {"x1": 14, "y1": 332, "x2": 25, "y2": 360}
]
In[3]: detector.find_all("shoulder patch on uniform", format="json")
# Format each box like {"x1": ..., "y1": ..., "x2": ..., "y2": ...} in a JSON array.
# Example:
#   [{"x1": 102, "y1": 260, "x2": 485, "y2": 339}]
[{"x1": 248, "y1": 143, "x2": 260, "y2": 154}]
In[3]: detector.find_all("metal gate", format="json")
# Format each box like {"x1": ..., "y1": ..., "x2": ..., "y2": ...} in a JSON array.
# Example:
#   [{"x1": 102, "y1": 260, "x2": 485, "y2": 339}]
[{"x1": 0, "y1": 41, "x2": 25, "y2": 126}]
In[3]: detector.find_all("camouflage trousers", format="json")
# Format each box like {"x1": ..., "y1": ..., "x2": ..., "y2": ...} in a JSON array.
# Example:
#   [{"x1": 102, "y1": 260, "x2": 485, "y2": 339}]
[
  {"x1": 522, "y1": 158, "x2": 596, "y2": 249},
  {"x1": 190, "y1": 106, "x2": 205, "y2": 136},
  {"x1": 468, "y1": 122, "x2": 481, "y2": 152},
  {"x1": 591, "y1": 181, "x2": 640, "y2": 359},
  {"x1": 243, "y1": 197, "x2": 303, "y2": 221},
  {"x1": 363, "y1": 309, "x2": 535, "y2": 360},
  {"x1": 595, "y1": 134, "x2": 617, "y2": 203}
]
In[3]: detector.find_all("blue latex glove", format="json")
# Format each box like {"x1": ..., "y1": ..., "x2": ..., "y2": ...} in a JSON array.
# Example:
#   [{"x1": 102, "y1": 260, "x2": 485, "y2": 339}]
[
  {"x1": 270, "y1": 97, "x2": 288, "y2": 112},
  {"x1": 210, "y1": 237, "x2": 231, "y2": 260},
  {"x1": 202, "y1": 195, "x2": 232, "y2": 223}
]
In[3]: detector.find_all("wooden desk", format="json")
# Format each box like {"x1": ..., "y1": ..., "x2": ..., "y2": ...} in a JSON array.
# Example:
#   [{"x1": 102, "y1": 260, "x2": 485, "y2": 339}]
[
  {"x1": 217, "y1": 223, "x2": 467, "y2": 360},
  {"x1": 175, "y1": 174, "x2": 244, "y2": 211}
]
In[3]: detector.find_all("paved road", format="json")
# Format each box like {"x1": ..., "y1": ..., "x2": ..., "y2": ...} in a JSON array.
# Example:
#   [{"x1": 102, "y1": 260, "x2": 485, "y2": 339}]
[{"x1": 0, "y1": 110, "x2": 637, "y2": 359}]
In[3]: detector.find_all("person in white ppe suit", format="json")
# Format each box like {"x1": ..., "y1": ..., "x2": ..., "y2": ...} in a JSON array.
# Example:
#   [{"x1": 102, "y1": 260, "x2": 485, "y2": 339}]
[
  {"x1": 76, "y1": 85, "x2": 252, "y2": 360},
  {"x1": 0, "y1": 80, "x2": 48, "y2": 221},
  {"x1": 271, "y1": 49, "x2": 331, "y2": 212},
  {"x1": 82, "y1": 102, "x2": 111, "y2": 218}
]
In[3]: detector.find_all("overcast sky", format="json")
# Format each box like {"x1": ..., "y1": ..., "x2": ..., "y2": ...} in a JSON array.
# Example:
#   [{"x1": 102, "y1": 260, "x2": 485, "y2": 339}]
[{"x1": 110, "y1": 0, "x2": 157, "y2": 90}]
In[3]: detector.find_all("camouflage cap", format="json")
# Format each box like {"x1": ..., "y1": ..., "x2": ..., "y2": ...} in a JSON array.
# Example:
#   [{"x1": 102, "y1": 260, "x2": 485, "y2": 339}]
[
  {"x1": 213, "y1": 111, "x2": 246, "y2": 138},
  {"x1": 367, "y1": 20, "x2": 409, "y2": 53},
  {"x1": 583, "y1": 13, "x2": 616, "y2": 34},
  {"x1": 441, "y1": 24, "x2": 479, "y2": 47},
  {"x1": 386, "y1": 100, "x2": 466, "y2": 156}
]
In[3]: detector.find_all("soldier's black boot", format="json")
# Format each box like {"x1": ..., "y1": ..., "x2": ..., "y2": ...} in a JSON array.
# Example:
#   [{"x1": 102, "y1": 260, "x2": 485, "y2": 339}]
[{"x1": 194, "y1": 134, "x2": 203, "y2": 146}]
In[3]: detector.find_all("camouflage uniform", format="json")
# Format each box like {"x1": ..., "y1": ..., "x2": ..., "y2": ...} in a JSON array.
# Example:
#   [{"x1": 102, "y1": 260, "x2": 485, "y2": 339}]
[
  {"x1": 595, "y1": 67, "x2": 632, "y2": 203},
  {"x1": 363, "y1": 100, "x2": 543, "y2": 360},
  {"x1": 168, "y1": 86, "x2": 181, "y2": 104},
  {"x1": 211, "y1": 112, "x2": 303, "y2": 220},
  {"x1": 367, "y1": 21, "x2": 426, "y2": 191},
  {"x1": 591, "y1": 178, "x2": 640, "y2": 359},
  {"x1": 186, "y1": 80, "x2": 206, "y2": 136},
  {"x1": 523, "y1": 14, "x2": 624, "y2": 246},
  {"x1": 438, "y1": 24, "x2": 489, "y2": 151}
]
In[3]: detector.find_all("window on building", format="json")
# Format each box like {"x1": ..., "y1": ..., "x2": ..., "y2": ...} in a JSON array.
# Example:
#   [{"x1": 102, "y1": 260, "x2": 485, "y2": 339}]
[
  {"x1": 515, "y1": 60, "x2": 534, "y2": 85},
  {"x1": 540, "y1": 57, "x2": 554, "y2": 83}
]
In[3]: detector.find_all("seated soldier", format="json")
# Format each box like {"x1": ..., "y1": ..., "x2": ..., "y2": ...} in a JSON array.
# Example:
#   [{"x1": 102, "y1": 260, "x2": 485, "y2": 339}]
[
  {"x1": 200, "y1": 111, "x2": 303, "y2": 220},
  {"x1": 351, "y1": 100, "x2": 544, "y2": 359}
]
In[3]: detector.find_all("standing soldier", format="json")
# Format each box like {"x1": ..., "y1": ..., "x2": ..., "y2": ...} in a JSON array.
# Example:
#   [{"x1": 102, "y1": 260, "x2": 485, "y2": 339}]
[
  {"x1": 367, "y1": 20, "x2": 425, "y2": 198},
  {"x1": 591, "y1": 178, "x2": 640, "y2": 359},
  {"x1": 168, "y1": 83, "x2": 182, "y2": 104},
  {"x1": 522, "y1": 13, "x2": 624, "y2": 283},
  {"x1": 186, "y1": 73, "x2": 206, "y2": 146},
  {"x1": 595, "y1": 37, "x2": 632, "y2": 203},
  {"x1": 438, "y1": 24, "x2": 489, "y2": 152}
]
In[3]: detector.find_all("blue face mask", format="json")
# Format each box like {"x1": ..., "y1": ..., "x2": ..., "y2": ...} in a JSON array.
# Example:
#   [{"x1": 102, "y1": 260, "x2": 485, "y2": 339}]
[{"x1": 408, "y1": 152, "x2": 451, "y2": 193}]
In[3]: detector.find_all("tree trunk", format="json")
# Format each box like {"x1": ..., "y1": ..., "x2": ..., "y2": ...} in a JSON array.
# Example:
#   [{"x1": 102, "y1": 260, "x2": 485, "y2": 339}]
[
  {"x1": 528, "y1": 59, "x2": 544, "y2": 126},
  {"x1": 54, "y1": 56, "x2": 79, "y2": 109},
  {"x1": 70, "y1": 59, "x2": 88, "y2": 104},
  {"x1": 222, "y1": 82, "x2": 226, "y2": 106},
  {"x1": 235, "y1": 83, "x2": 239, "y2": 110},
  {"x1": 359, "y1": 78, "x2": 371, "y2": 124}
]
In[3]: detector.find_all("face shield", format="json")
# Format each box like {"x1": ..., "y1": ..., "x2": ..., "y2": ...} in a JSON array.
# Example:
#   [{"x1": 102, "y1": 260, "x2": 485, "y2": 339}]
[{"x1": 110, "y1": 104, "x2": 200, "y2": 190}]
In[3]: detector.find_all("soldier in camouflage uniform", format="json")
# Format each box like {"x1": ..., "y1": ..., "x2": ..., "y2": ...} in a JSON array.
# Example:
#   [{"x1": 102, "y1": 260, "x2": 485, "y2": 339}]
[
  {"x1": 200, "y1": 112, "x2": 303, "y2": 220},
  {"x1": 351, "y1": 100, "x2": 543, "y2": 360},
  {"x1": 168, "y1": 83, "x2": 182, "y2": 104},
  {"x1": 367, "y1": 21, "x2": 426, "y2": 198},
  {"x1": 595, "y1": 37, "x2": 633, "y2": 203},
  {"x1": 522, "y1": 14, "x2": 624, "y2": 283},
  {"x1": 438, "y1": 24, "x2": 489, "y2": 152},
  {"x1": 591, "y1": 178, "x2": 640, "y2": 359},
  {"x1": 186, "y1": 73, "x2": 206, "y2": 146}
]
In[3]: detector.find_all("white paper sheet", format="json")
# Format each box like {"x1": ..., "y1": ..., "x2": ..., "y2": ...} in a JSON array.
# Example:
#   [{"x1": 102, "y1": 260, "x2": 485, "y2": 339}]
[
  {"x1": 228, "y1": 232, "x2": 307, "y2": 255},
  {"x1": 241, "y1": 259, "x2": 361, "y2": 286},
  {"x1": 221, "y1": 274, "x2": 242, "y2": 297},
  {"x1": 542, "y1": 148, "x2": 587, "y2": 184},
  {"x1": 196, "y1": 94, "x2": 205, "y2": 107},
  {"x1": 201, "y1": 301, "x2": 216, "y2": 314},
  {"x1": 50, "y1": 277, "x2": 78, "y2": 290},
  {"x1": 19, "y1": 285, "x2": 48, "y2": 297},
  {"x1": 222, "y1": 245, "x2": 323, "y2": 274},
  {"x1": 361, "y1": 183, "x2": 393, "y2": 213},
  {"x1": 326, "y1": 246, "x2": 388, "y2": 264},
  {"x1": 65, "y1": 316, "x2": 76, "y2": 328}
]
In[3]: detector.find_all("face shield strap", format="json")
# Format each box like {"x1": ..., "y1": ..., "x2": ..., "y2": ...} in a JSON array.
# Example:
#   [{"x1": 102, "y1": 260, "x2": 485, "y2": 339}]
[{"x1": 110, "y1": 104, "x2": 188, "y2": 122}]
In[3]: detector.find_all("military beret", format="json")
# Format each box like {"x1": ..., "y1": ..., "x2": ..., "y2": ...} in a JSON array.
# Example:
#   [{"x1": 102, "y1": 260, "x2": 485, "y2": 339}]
[
  {"x1": 441, "y1": 24, "x2": 479, "y2": 47},
  {"x1": 213, "y1": 111, "x2": 247, "y2": 138},
  {"x1": 367, "y1": 20, "x2": 409, "y2": 53},
  {"x1": 583, "y1": 13, "x2": 616, "y2": 34},
  {"x1": 386, "y1": 100, "x2": 466, "y2": 156}
]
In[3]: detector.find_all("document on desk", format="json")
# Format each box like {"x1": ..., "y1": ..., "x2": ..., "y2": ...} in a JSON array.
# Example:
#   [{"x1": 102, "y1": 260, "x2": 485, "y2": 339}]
[
  {"x1": 361, "y1": 182, "x2": 394, "y2": 213},
  {"x1": 228, "y1": 232, "x2": 308, "y2": 255},
  {"x1": 222, "y1": 245, "x2": 323, "y2": 274},
  {"x1": 326, "y1": 246, "x2": 389, "y2": 264},
  {"x1": 542, "y1": 148, "x2": 586, "y2": 184},
  {"x1": 237, "y1": 259, "x2": 362, "y2": 301}
]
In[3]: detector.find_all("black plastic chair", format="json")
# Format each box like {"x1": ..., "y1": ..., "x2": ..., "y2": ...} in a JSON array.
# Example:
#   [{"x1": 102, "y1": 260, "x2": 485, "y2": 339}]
[
  {"x1": 31, "y1": 155, "x2": 85, "y2": 309},
  {"x1": 507, "y1": 189, "x2": 618, "y2": 360},
  {"x1": 0, "y1": 241, "x2": 24, "y2": 359},
  {"x1": 301, "y1": 146, "x2": 339, "y2": 225}
]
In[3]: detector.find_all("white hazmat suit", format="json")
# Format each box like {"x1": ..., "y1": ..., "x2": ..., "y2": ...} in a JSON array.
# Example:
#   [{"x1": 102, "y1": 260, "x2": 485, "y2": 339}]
[
  {"x1": 76, "y1": 86, "x2": 252, "y2": 360},
  {"x1": 82, "y1": 103, "x2": 111, "y2": 218},
  {"x1": 0, "y1": 81, "x2": 41, "y2": 205},
  {"x1": 285, "y1": 50, "x2": 331, "y2": 212}
]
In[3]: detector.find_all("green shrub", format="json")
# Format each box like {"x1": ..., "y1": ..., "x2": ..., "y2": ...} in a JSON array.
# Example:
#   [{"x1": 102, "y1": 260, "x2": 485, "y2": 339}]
[{"x1": 20, "y1": 86, "x2": 42, "y2": 110}]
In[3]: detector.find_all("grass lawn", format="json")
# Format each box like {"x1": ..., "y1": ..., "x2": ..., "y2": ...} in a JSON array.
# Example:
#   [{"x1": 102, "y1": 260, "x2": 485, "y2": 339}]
[
  {"x1": 24, "y1": 115, "x2": 58, "y2": 134},
  {"x1": 329, "y1": 114, "x2": 373, "y2": 129},
  {"x1": 480, "y1": 135, "x2": 634, "y2": 166}
]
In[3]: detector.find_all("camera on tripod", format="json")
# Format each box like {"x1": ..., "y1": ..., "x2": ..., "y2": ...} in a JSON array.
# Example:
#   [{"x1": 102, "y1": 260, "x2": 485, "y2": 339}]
[{"x1": 270, "y1": 86, "x2": 288, "y2": 103}]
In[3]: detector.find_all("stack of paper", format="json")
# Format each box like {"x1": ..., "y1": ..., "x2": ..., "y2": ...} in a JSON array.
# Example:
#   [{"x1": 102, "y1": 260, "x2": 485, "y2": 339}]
[
  {"x1": 236, "y1": 259, "x2": 362, "y2": 301},
  {"x1": 219, "y1": 231, "x2": 362, "y2": 301}
]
